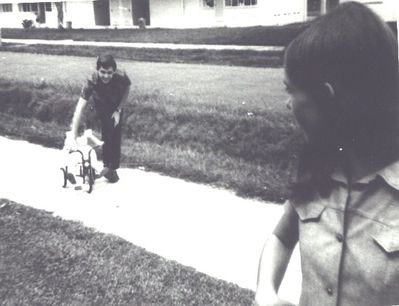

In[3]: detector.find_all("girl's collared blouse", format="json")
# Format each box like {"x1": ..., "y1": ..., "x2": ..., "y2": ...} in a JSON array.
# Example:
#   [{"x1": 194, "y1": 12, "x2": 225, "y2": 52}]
[{"x1": 275, "y1": 160, "x2": 399, "y2": 306}]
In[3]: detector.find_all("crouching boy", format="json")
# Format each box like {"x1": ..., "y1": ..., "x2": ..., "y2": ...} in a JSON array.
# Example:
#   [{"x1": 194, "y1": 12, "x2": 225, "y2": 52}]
[{"x1": 70, "y1": 54, "x2": 131, "y2": 183}]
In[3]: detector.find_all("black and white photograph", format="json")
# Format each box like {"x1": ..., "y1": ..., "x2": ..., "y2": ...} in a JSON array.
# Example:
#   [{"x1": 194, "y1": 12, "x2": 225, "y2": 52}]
[{"x1": 0, "y1": 0, "x2": 398, "y2": 305}]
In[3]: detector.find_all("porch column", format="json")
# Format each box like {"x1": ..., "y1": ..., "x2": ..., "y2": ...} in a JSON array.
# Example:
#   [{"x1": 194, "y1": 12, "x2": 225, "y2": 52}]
[
  {"x1": 321, "y1": 0, "x2": 327, "y2": 15},
  {"x1": 303, "y1": 0, "x2": 308, "y2": 21},
  {"x1": 397, "y1": 1, "x2": 399, "y2": 60},
  {"x1": 215, "y1": 0, "x2": 224, "y2": 25}
]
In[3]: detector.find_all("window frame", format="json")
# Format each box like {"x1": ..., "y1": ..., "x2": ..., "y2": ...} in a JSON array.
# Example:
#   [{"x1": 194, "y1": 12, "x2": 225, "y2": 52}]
[
  {"x1": 45, "y1": 2, "x2": 52, "y2": 11},
  {"x1": 0, "y1": 3, "x2": 13, "y2": 12},
  {"x1": 202, "y1": 0, "x2": 214, "y2": 8},
  {"x1": 19, "y1": 3, "x2": 38, "y2": 12},
  {"x1": 225, "y1": 0, "x2": 257, "y2": 7}
]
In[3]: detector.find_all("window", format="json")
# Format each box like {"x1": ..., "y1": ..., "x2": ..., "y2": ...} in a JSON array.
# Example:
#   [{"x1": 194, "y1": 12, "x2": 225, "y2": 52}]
[
  {"x1": 45, "y1": 2, "x2": 51, "y2": 11},
  {"x1": 0, "y1": 3, "x2": 12, "y2": 12},
  {"x1": 202, "y1": 0, "x2": 214, "y2": 8},
  {"x1": 19, "y1": 3, "x2": 39, "y2": 12},
  {"x1": 225, "y1": 0, "x2": 257, "y2": 6},
  {"x1": 307, "y1": 0, "x2": 321, "y2": 16},
  {"x1": 19, "y1": 2, "x2": 51, "y2": 12}
]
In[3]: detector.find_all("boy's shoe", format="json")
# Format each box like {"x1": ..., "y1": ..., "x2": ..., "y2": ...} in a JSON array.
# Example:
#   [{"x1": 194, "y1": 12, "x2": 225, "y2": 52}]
[
  {"x1": 104, "y1": 169, "x2": 119, "y2": 183},
  {"x1": 96, "y1": 166, "x2": 110, "y2": 179},
  {"x1": 66, "y1": 173, "x2": 76, "y2": 184}
]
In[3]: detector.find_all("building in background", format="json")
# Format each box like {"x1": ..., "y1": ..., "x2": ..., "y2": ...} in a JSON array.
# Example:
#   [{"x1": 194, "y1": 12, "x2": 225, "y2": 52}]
[
  {"x1": 308, "y1": 0, "x2": 396, "y2": 22},
  {"x1": 0, "y1": 0, "x2": 396, "y2": 29}
]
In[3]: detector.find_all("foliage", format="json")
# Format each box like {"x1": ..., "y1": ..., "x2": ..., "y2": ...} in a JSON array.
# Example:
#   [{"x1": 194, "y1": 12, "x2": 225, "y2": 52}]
[{"x1": 22, "y1": 19, "x2": 34, "y2": 29}]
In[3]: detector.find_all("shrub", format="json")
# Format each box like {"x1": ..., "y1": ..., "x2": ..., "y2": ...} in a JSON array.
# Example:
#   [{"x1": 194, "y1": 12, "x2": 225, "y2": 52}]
[{"x1": 22, "y1": 19, "x2": 34, "y2": 29}]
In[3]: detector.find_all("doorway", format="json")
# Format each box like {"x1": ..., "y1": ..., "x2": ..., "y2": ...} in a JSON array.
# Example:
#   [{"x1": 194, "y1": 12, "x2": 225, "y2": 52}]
[
  {"x1": 93, "y1": 0, "x2": 111, "y2": 26},
  {"x1": 307, "y1": 0, "x2": 339, "y2": 17},
  {"x1": 215, "y1": 0, "x2": 224, "y2": 20},
  {"x1": 132, "y1": 0, "x2": 150, "y2": 26},
  {"x1": 37, "y1": 3, "x2": 46, "y2": 23}
]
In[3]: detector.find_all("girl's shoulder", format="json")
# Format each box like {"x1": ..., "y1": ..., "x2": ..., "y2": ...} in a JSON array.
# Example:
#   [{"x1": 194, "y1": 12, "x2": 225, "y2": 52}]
[{"x1": 288, "y1": 196, "x2": 326, "y2": 222}]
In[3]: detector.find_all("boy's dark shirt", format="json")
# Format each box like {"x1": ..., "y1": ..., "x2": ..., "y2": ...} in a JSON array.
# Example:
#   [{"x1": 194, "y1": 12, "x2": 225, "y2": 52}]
[{"x1": 81, "y1": 70, "x2": 131, "y2": 115}]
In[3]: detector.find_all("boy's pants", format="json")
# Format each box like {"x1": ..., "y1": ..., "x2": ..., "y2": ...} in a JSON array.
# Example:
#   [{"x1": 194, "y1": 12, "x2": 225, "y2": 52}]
[{"x1": 100, "y1": 111, "x2": 123, "y2": 170}]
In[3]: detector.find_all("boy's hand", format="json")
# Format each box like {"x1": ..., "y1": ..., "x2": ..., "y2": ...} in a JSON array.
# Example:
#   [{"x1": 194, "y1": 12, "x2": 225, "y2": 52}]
[
  {"x1": 64, "y1": 131, "x2": 77, "y2": 151},
  {"x1": 111, "y1": 109, "x2": 121, "y2": 127}
]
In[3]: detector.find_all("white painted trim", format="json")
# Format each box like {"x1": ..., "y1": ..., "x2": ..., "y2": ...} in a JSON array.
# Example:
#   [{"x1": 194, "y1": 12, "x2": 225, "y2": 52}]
[{"x1": 396, "y1": 0, "x2": 399, "y2": 60}]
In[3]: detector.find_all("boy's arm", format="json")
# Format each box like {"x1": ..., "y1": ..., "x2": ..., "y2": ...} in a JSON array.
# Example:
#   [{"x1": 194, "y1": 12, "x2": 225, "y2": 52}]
[
  {"x1": 70, "y1": 97, "x2": 88, "y2": 137},
  {"x1": 117, "y1": 85, "x2": 130, "y2": 111},
  {"x1": 254, "y1": 234, "x2": 296, "y2": 306},
  {"x1": 111, "y1": 86, "x2": 130, "y2": 126}
]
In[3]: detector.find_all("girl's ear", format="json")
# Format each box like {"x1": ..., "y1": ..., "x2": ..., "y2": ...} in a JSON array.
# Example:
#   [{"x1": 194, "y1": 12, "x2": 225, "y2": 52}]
[{"x1": 324, "y1": 82, "x2": 335, "y2": 98}]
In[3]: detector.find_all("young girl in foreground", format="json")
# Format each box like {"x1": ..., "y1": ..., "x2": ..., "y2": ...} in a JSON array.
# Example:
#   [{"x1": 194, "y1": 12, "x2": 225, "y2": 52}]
[{"x1": 254, "y1": 2, "x2": 399, "y2": 306}]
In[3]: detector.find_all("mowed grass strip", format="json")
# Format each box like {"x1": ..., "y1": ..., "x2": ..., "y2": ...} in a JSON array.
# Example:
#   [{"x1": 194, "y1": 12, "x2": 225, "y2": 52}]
[
  {"x1": 0, "y1": 52, "x2": 288, "y2": 112},
  {"x1": 0, "y1": 199, "x2": 254, "y2": 305},
  {"x1": 2, "y1": 24, "x2": 310, "y2": 46},
  {"x1": 1, "y1": 43, "x2": 284, "y2": 68},
  {"x1": 3, "y1": 23, "x2": 395, "y2": 45},
  {"x1": 2, "y1": 25, "x2": 303, "y2": 67}
]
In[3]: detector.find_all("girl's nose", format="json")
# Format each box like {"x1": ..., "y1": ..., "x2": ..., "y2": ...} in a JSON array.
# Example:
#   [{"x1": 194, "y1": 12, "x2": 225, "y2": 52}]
[{"x1": 286, "y1": 98, "x2": 292, "y2": 110}]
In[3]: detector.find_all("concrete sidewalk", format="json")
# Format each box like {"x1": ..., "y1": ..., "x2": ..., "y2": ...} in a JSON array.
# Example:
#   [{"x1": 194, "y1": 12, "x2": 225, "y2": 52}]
[
  {"x1": 2, "y1": 38, "x2": 284, "y2": 52},
  {"x1": 0, "y1": 136, "x2": 301, "y2": 304}
]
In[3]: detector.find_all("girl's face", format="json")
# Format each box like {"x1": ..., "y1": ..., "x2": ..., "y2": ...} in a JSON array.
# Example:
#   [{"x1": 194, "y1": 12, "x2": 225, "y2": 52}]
[{"x1": 284, "y1": 72, "x2": 325, "y2": 141}]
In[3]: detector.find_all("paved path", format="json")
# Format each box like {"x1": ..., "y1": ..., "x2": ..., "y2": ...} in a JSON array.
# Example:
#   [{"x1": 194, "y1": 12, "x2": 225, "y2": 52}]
[
  {"x1": 2, "y1": 38, "x2": 284, "y2": 52},
  {"x1": 1, "y1": 136, "x2": 301, "y2": 304}
]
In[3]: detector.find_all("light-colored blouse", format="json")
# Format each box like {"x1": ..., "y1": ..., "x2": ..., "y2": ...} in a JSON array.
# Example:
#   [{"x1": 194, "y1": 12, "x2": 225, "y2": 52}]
[{"x1": 274, "y1": 160, "x2": 399, "y2": 306}]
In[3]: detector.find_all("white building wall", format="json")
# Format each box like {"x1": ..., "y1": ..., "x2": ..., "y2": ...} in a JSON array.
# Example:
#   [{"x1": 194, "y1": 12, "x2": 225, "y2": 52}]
[
  {"x1": 110, "y1": 0, "x2": 133, "y2": 27},
  {"x1": 2, "y1": 0, "x2": 393, "y2": 29},
  {"x1": 0, "y1": 12, "x2": 36, "y2": 28},
  {"x1": 43, "y1": 2, "x2": 59, "y2": 27},
  {"x1": 222, "y1": 0, "x2": 305, "y2": 27},
  {"x1": 150, "y1": 0, "x2": 306, "y2": 28},
  {"x1": 150, "y1": 0, "x2": 184, "y2": 28},
  {"x1": 182, "y1": 0, "x2": 216, "y2": 27},
  {"x1": 0, "y1": 3, "x2": 34, "y2": 27},
  {"x1": 0, "y1": 2, "x2": 59, "y2": 28},
  {"x1": 340, "y1": 0, "x2": 397, "y2": 21},
  {"x1": 64, "y1": 0, "x2": 96, "y2": 28}
]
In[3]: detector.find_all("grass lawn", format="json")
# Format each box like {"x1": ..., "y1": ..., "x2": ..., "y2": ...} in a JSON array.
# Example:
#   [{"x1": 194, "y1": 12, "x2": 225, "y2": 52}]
[
  {"x1": 2, "y1": 23, "x2": 310, "y2": 46},
  {"x1": 3, "y1": 22, "x2": 395, "y2": 46},
  {"x1": 1, "y1": 52, "x2": 287, "y2": 111},
  {"x1": 0, "y1": 52, "x2": 303, "y2": 202},
  {"x1": 0, "y1": 42, "x2": 284, "y2": 68},
  {"x1": 0, "y1": 28, "x2": 301, "y2": 305},
  {"x1": 1, "y1": 24, "x2": 304, "y2": 68},
  {"x1": 2, "y1": 22, "x2": 396, "y2": 68},
  {"x1": 0, "y1": 198, "x2": 254, "y2": 305}
]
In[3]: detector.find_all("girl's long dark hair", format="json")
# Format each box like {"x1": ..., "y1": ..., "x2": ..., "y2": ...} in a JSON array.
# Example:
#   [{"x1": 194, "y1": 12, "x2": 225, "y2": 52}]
[{"x1": 285, "y1": 2, "x2": 399, "y2": 201}]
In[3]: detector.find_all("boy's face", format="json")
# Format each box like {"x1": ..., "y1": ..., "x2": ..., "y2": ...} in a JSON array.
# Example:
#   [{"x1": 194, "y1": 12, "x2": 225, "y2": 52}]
[{"x1": 97, "y1": 66, "x2": 115, "y2": 84}]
